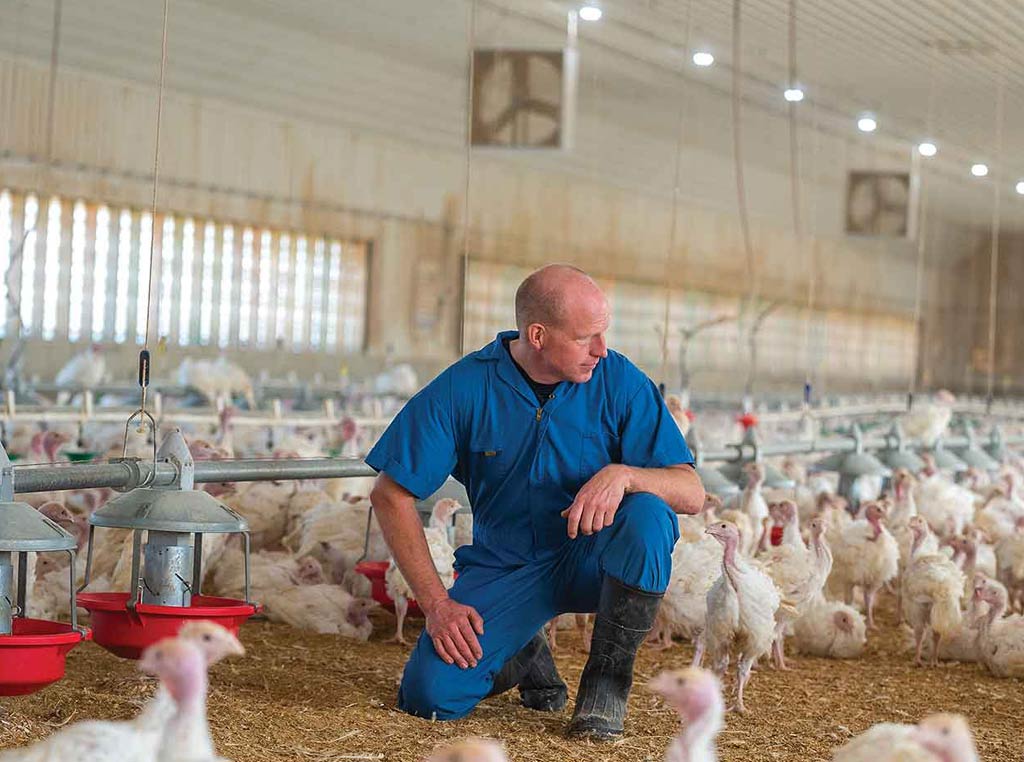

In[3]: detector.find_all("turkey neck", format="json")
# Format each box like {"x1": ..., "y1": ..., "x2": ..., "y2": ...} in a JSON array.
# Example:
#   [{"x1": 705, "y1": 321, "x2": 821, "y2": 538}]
[
  {"x1": 161, "y1": 669, "x2": 214, "y2": 762},
  {"x1": 678, "y1": 704, "x2": 723, "y2": 762},
  {"x1": 867, "y1": 517, "x2": 883, "y2": 542},
  {"x1": 721, "y1": 537, "x2": 742, "y2": 591}
]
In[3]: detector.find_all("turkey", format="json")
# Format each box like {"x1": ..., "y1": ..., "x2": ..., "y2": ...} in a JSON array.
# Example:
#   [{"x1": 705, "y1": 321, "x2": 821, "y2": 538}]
[
  {"x1": 650, "y1": 531, "x2": 723, "y2": 659},
  {"x1": 426, "y1": 739, "x2": 507, "y2": 762},
  {"x1": 0, "y1": 622, "x2": 242, "y2": 762},
  {"x1": 994, "y1": 517, "x2": 1024, "y2": 612},
  {"x1": 261, "y1": 584, "x2": 377, "y2": 638},
  {"x1": 832, "y1": 713, "x2": 977, "y2": 762},
  {"x1": 763, "y1": 515, "x2": 832, "y2": 668},
  {"x1": 703, "y1": 521, "x2": 783, "y2": 713},
  {"x1": 901, "y1": 389, "x2": 956, "y2": 447},
  {"x1": 733, "y1": 462, "x2": 769, "y2": 528},
  {"x1": 665, "y1": 393, "x2": 692, "y2": 438},
  {"x1": 793, "y1": 601, "x2": 866, "y2": 659},
  {"x1": 54, "y1": 344, "x2": 106, "y2": 405},
  {"x1": 973, "y1": 576, "x2": 1024, "y2": 678},
  {"x1": 138, "y1": 637, "x2": 216, "y2": 762},
  {"x1": 385, "y1": 498, "x2": 460, "y2": 644},
  {"x1": 914, "y1": 474, "x2": 974, "y2": 539},
  {"x1": 648, "y1": 668, "x2": 724, "y2": 762},
  {"x1": 901, "y1": 516, "x2": 965, "y2": 666},
  {"x1": 828, "y1": 501, "x2": 899, "y2": 629}
]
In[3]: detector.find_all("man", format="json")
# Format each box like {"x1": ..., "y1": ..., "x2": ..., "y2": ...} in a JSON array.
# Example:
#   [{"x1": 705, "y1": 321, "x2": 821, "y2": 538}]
[{"x1": 366, "y1": 264, "x2": 704, "y2": 739}]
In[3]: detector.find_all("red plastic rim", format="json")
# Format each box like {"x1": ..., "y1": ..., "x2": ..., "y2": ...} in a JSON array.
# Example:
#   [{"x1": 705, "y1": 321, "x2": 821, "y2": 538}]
[
  {"x1": 0, "y1": 619, "x2": 91, "y2": 696},
  {"x1": 0, "y1": 618, "x2": 91, "y2": 647},
  {"x1": 78, "y1": 591, "x2": 260, "y2": 617},
  {"x1": 77, "y1": 592, "x2": 261, "y2": 660}
]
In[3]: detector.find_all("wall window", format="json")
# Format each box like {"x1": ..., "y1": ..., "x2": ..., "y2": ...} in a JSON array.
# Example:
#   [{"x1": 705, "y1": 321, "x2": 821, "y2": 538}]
[{"x1": 0, "y1": 189, "x2": 369, "y2": 352}]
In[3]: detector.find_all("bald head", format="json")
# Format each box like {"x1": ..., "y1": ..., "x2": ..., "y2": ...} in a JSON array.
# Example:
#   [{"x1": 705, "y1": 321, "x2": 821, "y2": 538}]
[{"x1": 514, "y1": 264, "x2": 602, "y2": 334}]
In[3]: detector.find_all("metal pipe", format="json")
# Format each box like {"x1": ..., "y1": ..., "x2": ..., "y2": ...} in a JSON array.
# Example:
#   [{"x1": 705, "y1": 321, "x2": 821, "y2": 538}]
[{"x1": 11, "y1": 457, "x2": 376, "y2": 495}]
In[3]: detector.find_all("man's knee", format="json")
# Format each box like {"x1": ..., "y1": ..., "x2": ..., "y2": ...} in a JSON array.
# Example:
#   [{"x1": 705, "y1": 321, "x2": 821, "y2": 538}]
[
  {"x1": 397, "y1": 635, "x2": 488, "y2": 721},
  {"x1": 602, "y1": 493, "x2": 678, "y2": 593},
  {"x1": 616, "y1": 492, "x2": 679, "y2": 550}
]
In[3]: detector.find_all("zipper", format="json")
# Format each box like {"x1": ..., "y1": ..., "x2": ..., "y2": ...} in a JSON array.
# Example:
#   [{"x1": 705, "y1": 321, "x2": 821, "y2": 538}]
[{"x1": 536, "y1": 407, "x2": 542, "y2": 422}]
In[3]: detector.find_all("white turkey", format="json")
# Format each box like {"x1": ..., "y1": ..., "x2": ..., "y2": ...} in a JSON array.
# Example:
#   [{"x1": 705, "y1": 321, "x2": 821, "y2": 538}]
[
  {"x1": 54, "y1": 344, "x2": 106, "y2": 405},
  {"x1": 703, "y1": 521, "x2": 783, "y2": 713},
  {"x1": 385, "y1": 498, "x2": 460, "y2": 644}
]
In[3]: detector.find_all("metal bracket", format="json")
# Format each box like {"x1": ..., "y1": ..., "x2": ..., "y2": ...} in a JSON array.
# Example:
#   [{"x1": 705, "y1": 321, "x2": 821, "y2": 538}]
[
  {"x1": 156, "y1": 428, "x2": 194, "y2": 491},
  {"x1": 109, "y1": 457, "x2": 145, "y2": 493}
]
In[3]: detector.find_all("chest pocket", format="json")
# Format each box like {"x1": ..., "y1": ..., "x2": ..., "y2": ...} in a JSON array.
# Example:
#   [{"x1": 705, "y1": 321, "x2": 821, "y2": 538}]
[
  {"x1": 579, "y1": 431, "x2": 621, "y2": 484},
  {"x1": 468, "y1": 440, "x2": 511, "y2": 483}
]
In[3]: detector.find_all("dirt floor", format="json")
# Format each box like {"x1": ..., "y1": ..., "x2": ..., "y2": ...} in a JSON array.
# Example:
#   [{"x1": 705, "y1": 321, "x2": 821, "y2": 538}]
[{"x1": 1, "y1": 598, "x2": 1022, "y2": 761}]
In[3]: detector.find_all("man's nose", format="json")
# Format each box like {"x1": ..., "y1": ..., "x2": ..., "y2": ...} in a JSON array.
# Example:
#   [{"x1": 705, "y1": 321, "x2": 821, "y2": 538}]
[{"x1": 591, "y1": 334, "x2": 608, "y2": 358}]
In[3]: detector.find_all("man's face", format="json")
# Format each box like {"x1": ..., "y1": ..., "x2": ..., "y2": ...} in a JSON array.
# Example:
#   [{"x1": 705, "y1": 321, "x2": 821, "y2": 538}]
[{"x1": 538, "y1": 291, "x2": 610, "y2": 384}]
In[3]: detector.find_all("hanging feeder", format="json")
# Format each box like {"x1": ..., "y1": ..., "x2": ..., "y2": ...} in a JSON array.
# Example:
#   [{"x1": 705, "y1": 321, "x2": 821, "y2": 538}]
[
  {"x1": 0, "y1": 445, "x2": 90, "y2": 696},
  {"x1": 985, "y1": 427, "x2": 1007, "y2": 463},
  {"x1": 953, "y1": 422, "x2": 1000, "y2": 473},
  {"x1": 877, "y1": 423, "x2": 926, "y2": 473},
  {"x1": 924, "y1": 440, "x2": 968, "y2": 474},
  {"x1": 717, "y1": 428, "x2": 795, "y2": 490},
  {"x1": 686, "y1": 428, "x2": 740, "y2": 498},
  {"x1": 810, "y1": 424, "x2": 890, "y2": 510},
  {"x1": 695, "y1": 465, "x2": 740, "y2": 498},
  {"x1": 77, "y1": 422, "x2": 259, "y2": 659}
]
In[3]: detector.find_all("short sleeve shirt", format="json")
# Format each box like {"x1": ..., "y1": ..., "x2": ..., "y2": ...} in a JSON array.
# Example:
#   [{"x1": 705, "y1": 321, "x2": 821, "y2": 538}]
[{"x1": 365, "y1": 330, "x2": 694, "y2": 567}]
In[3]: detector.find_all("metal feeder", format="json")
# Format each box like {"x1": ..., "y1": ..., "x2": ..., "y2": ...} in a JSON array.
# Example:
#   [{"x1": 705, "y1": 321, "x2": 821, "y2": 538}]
[
  {"x1": 695, "y1": 465, "x2": 741, "y2": 498},
  {"x1": 810, "y1": 425, "x2": 890, "y2": 510},
  {"x1": 0, "y1": 444, "x2": 91, "y2": 695},
  {"x1": 687, "y1": 428, "x2": 740, "y2": 498},
  {"x1": 77, "y1": 423, "x2": 259, "y2": 659},
  {"x1": 925, "y1": 440, "x2": 968, "y2": 474},
  {"x1": 953, "y1": 423, "x2": 1000, "y2": 473},
  {"x1": 717, "y1": 428, "x2": 796, "y2": 490},
  {"x1": 877, "y1": 423, "x2": 926, "y2": 473},
  {"x1": 985, "y1": 427, "x2": 1007, "y2": 463}
]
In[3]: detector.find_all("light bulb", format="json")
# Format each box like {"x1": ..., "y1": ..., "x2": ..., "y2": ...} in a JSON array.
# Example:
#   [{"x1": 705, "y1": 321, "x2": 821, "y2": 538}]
[
  {"x1": 579, "y1": 5, "x2": 602, "y2": 21},
  {"x1": 857, "y1": 116, "x2": 877, "y2": 133},
  {"x1": 971, "y1": 163, "x2": 989, "y2": 177},
  {"x1": 692, "y1": 51, "x2": 714, "y2": 67},
  {"x1": 1016, "y1": 181, "x2": 1024, "y2": 195},
  {"x1": 917, "y1": 142, "x2": 937, "y2": 157},
  {"x1": 784, "y1": 87, "x2": 805, "y2": 102}
]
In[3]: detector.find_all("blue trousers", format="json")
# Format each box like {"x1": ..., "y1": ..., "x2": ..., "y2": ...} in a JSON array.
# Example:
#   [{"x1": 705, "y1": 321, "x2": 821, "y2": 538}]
[{"x1": 397, "y1": 492, "x2": 679, "y2": 720}]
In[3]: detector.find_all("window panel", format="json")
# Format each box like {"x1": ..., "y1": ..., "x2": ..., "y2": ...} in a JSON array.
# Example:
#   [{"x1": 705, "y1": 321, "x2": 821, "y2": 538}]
[{"x1": 218, "y1": 226, "x2": 235, "y2": 348}]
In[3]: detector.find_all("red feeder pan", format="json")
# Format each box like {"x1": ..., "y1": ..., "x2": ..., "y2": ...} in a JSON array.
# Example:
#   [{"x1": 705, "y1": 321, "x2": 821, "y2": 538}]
[
  {"x1": 77, "y1": 592, "x2": 260, "y2": 660},
  {"x1": 0, "y1": 619, "x2": 92, "y2": 696},
  {"x1": 355, "y1": 561, "x2": 426, "y2": 616}
]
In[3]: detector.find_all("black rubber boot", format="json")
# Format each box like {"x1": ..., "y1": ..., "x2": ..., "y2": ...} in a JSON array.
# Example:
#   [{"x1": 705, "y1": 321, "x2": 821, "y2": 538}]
[
  {"x1": 566, "y1": 576, "x2": 662, "y2": 741},
  {"x1": 487, "y1": 631, "x2": 568, "y2": 711}
]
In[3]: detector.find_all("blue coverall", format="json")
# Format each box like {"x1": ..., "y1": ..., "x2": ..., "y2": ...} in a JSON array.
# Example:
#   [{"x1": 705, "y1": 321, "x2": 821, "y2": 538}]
[{"x1": 365, "y1": 330, "x2": 694, "y2": 720}]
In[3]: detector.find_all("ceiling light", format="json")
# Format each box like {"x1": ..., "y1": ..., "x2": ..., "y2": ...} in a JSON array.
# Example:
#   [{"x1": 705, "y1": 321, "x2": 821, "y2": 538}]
[
  {"x1": 579, "y1": 5, "x2": 602, "y2": 21},
  {"x1": 857, "y1": 116, "x2": 877, "y2": 133},
  {"x1": 917, "y1": 142, "x2": 937, "y2": 157},
  {"x1": 784, "y1": 87, "x2": 805, "y2": 102},
  {"x1": 971, "y1": 163, "x2": 989, "y2": 177},
  {"x1": 1016, "y1": 181, "x2": 1024, "y2": 195},
  {"x1": 692, "y1": 51, "x2": 714, "y2": 67}
]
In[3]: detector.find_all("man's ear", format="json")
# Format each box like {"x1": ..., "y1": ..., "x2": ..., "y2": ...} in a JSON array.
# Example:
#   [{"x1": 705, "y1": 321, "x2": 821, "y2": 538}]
[{"x1": 527, "y1": 323, "x2": 546, "y2": 349}]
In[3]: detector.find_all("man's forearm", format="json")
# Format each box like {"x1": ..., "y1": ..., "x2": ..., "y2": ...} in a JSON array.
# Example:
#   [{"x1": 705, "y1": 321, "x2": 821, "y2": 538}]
[
  {"x1": 371, "y1": 483, "x2": 450, "y2": 613},
  {"x1": 623, "y1": 464, "x2": 705, "y2": 514}
]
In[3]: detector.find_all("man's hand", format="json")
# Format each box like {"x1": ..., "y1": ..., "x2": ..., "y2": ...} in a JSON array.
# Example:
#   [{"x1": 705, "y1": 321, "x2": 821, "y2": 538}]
[
  {"x1": 561, "y1": 464, "x2": 631, "y2": 539},
  {"x1": 423, "y1": 596, "x2": 484, "y2": 669}
]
